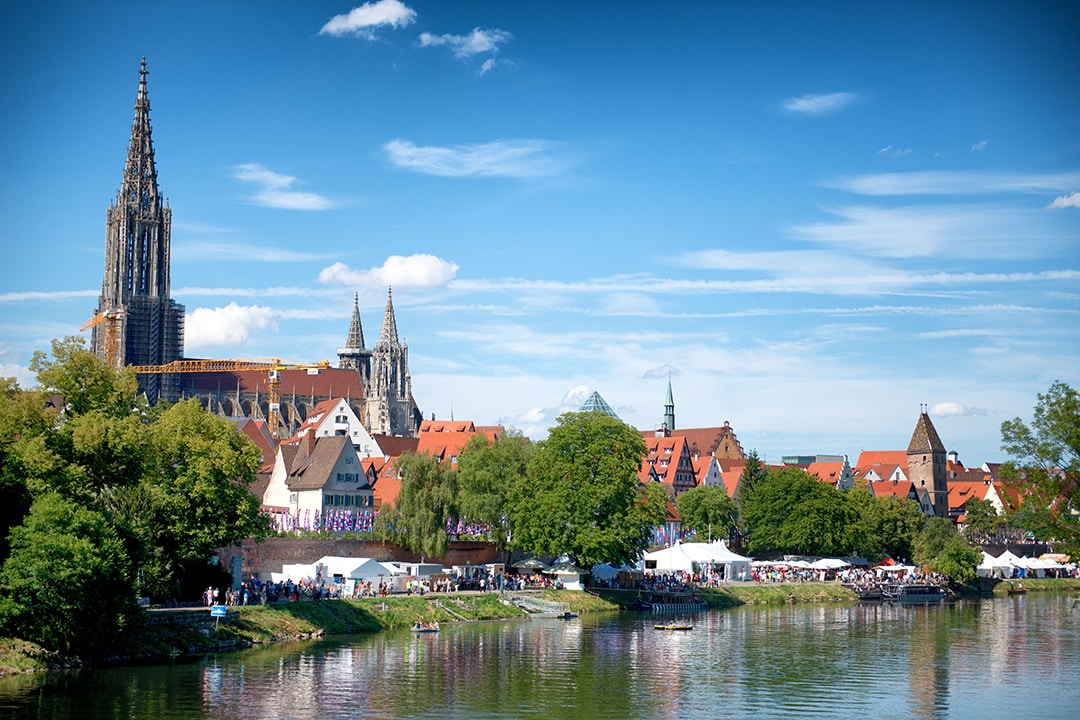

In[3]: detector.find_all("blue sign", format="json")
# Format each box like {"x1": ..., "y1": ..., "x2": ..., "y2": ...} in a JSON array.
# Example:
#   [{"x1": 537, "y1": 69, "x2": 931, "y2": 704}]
[{"x1": 210, "y1": 605, "x2": 227, "y2": 617}]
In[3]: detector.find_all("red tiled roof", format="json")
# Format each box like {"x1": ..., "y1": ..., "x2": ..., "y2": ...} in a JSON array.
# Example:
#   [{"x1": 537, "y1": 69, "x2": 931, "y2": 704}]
[
  {"x1": 668, "y1": 422, "x2": 745, "y2": 459},
  {"x1": 371, "y1": 457, "x2": 401, "y2": 508},
  {"x1": 806, "y1": 461, "x2": 843, "y2": 483},
  {"x1": 419, "y1": 420, "x2": 476, "y2": 433},
  {"x1": 947, "y1": 481, "x2": 993, "y2": 509},
  {"x1": 869, "y1": 480, "x2": 917, "y2": 500},
  {"x1": 855, "y1": 450, "x2": 908, "y2": 470},
  {"x1": 177, "y1": 368, "x2": 365, "y2": 401},
  {"x1": 370, "y1": 434, "x2": 419, "y2": 457}
]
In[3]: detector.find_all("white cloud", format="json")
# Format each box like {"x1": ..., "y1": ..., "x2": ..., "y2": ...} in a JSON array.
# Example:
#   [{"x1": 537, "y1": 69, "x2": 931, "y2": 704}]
[
  {"x1": 185, "y1": 303, "x2": 279, "y2": 351},
  {"x1": 930, "y1": 401, "x2": 988, "y2": 417},
  {"x1": 318, "y1": 254, "x2": 459, "y2": 289},
  {"x1": 791, "y1": 204, "x2": 1044, "y2": 259},
  {"x1": 419, "y1": 27, "x2": 512, "y2": 59},
  {"x1": 319, "y1": 0, "x2": 417, "y2": 38},
  {"x1": 642, "y1": 365, "x2": 680, "y2": 380},
  {"x1": 0, "y1": 341, "x2": 35, "y2": 388},
  {"x1": 0, "y1": 289, "x2": 98, "y2": 302},
  {"x1": 1048, "y1": 191, "x2": 1080, "y2": 209},
  {"x1": 971, "y1": 139, "x2": 989, "y2": 152},
  {"x1": 384, "y1": 139, "x2": 570, "y2": 179},
  {"x1": 826, "y1": 170, "x2": 1080, "y2": 196},
  {"x1": 782, "y1": 92, "x2": 856, "y2": 115},
  {"x1": 174, "y1": 241, "x2": 338, "y2": 263},
  {"x1": 878, "y1": 145, "x2": 912, "y2": 159},
  {"x1": 231, "y1": 164, "x2": 334, "y2": 210}
]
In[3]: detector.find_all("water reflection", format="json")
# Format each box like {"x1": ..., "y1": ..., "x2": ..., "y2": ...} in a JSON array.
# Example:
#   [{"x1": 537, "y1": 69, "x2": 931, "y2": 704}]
[{"x1": 1, "y1": 595, "x2": 1078, "y2": 719}]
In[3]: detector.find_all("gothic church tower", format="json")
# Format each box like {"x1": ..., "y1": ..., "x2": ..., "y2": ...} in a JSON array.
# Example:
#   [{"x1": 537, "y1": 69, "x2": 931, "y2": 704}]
[
  {"x1": 363, "y1": 289, "x2": 420, "y2": 437},
  {"x1": 337, "y1": 293, "x2": 372, "y2": 388},
  {"x1": 92, "y1": 59, "x2": 184, "y2": 397},
  {"x1": 907, "y1": 407, "x2": 948, "y2": 518}
]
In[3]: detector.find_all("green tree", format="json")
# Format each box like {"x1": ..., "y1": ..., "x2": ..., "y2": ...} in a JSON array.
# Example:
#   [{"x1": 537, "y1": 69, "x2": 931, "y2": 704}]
[
  {"x1": 0, "y1": 379, "x2": 57, "y2": 557},
  {"x1": 913, "y1": 517, "x2": 960, "y2": 567},
  {"x1": 960, "y1": 497, "x2": 1002, "y2": 543},
  {"x1": 846, "y1": 487, "x2": 926, "y2": 562},
  {"x1": 29, "y1": 336, "x2": 141, "y2": 417},
  {"x1": 119, "y1": 398, "x2": 270, "y2": 598},
  {"x1": 0, "y1": 493, "x2": 136, "y2": 654},
  {"x1": 509, "y1": 411, "x2": 667, "y2": 567},
  {"x1": 675, "y1": 483, "x2": 737, "y2": 542},
  {"x1": 735, "y1": 450, "x2": 768, "y2": 538},
  {"x1": 742, "y1": 466, "x2": 867, "y2": 556},
  {"x1": 377, "y1": 451, "x2": 459, "y2": 559},
  {"x1": 929, "y1": 537, "x2": 982, "y2": 587},
  {"x1": 456, "y1": 430, "x2": 531, "y2": 548},
  {"x1": 999, "y1": 381, "x2": 1080, "y2": 555}
]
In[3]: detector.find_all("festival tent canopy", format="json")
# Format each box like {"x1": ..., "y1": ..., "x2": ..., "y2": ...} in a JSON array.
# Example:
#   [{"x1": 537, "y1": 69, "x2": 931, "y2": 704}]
[
  {"x1": 273, "y1": 556, "x2": 399, "y2": 584},
  {"x1": 513, "y1": 557, "x2": 550, "y2": 572},
  {"x1": 809, "y1": 558, "x2": 850, "y2": 570},
  {"x1": 684, "y1": 540, "x2": 753, "y2": 580},
  {"x1": 644, "y1": 540, "x2": 752, "y2": 580},
  {"x1": 875, "y1": 564, "x2": 918, "y2": 574},
  {"x1": 977, "y1": 551, "x2": 1015, "y2": 578},
  {"x1": 642, "y1": 541, "x2": 696, "y2": 572}
]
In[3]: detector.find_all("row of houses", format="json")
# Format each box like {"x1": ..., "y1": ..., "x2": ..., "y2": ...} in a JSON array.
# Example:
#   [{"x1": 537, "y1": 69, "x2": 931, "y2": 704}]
[{"x1": 233, "y1": 393, "x2": 1005, "y2": 539}]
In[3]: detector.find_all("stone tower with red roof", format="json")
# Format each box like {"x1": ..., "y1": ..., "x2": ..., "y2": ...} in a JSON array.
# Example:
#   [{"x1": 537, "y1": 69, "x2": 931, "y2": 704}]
[{"x1": 907, "y1": 407, "x2": 948, "y2": 518}]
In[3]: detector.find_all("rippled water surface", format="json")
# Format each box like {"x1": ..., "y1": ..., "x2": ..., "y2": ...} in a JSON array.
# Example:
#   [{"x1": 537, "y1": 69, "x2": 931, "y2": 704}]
[{"x1": 3, "y1": 594, "x2": 1078, "y2": 719}]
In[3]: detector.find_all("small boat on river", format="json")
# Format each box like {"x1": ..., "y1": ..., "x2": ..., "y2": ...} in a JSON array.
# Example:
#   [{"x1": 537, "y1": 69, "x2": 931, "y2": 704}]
[
  {"x1": 654, "y1": 622, "x2": 693, "y2": 631},
  {"x1": 411, "y1": 622, "x2": 440, "y2": 633},
  {"x1": 1007, "y1": 584, "x2": 1027, "y2": 596}
]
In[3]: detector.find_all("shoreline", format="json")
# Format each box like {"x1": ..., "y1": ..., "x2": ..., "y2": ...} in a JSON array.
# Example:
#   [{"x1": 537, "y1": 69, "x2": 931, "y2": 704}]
[{"x1": 3, "y1": 578, "x2": 1078, "y2": 677}]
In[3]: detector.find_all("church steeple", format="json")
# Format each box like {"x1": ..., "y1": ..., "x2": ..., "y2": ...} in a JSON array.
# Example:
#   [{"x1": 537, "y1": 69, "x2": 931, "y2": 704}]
[
  {"x1": 337, "y1": 293, "x2": 372, "y2": 383},
  {"x1": 663, "y1": 375, "x2": 675, "y2": 434},
  {"x1": 345, "y1": 293, "x2": 366, "y2": 349},
  {"x1": 365, "y1": 287, "x2": 419, "y2": 437},
  {"x1": 377, "y1": 287, "x2": 400, "y2": 347},
  {"x1": 93, "y1": 58, "x2": 184, "y2": 385}
]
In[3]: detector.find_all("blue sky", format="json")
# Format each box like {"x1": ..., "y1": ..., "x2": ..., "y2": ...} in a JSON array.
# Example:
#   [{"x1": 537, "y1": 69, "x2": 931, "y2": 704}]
[{"x1": 2, "y1": 1, "x2": 1078, "y2": 465}]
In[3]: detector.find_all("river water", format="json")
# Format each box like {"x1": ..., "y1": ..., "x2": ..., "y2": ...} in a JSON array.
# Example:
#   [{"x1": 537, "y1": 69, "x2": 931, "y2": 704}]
[{"x1": 2, "y1": 593, "x2": 1078, "y2": 719}]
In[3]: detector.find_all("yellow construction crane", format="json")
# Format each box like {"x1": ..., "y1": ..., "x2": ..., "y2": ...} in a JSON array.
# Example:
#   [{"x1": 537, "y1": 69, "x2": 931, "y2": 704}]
[
  {"x1": 131, "y1": 358, "x2": 331, "y2": 439},
  {"x1": 80, "y1": 310, "x2": 125, "y2": 367}
]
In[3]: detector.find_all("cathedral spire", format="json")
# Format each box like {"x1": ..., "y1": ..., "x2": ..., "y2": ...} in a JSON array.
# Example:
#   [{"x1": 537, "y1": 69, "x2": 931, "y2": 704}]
[
  {"x1": 377, "y1": 287, "x2": 399, "y2": 347},
  {"x1": 345, "y1": 293, "x2": 366, "y2": 350},
  {"x1": 121, "y1": 57, "x2": 161, "y2": 220},
  {"x1": 93, "y1": 58, "x2": 184, "y2": 392}
]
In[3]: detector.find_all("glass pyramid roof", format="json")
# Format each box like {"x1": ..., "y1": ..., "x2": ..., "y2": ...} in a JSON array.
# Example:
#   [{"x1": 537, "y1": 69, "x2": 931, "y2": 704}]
[{"x1": 579, "y1": 391, "x2": 620, "y2": 420}]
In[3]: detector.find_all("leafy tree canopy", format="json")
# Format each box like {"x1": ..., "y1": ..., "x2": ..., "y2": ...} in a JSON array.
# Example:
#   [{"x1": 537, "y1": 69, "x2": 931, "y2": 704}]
[
  {"x1": 456, "y1": 430, "x2": 531, "y2": 548},
  {"x1": 29, "y1": 336, "x2": 141, "y2": 417},
  {"x1": 845, "y1": 487, "x2": 926, "y2": 563},
  {"x1": 735, "y1": 449, "x2": 767, "y2": 531},
  {"x1": 1000, "y1": 381, "x2": 1080, "y2": 555},
  {"x1": 509, "y1": 411, "x2": 666, "y2": 567},
  {"x1": 0, "y1": 493, "x2": 136, "y2": 654},
  {"x1": 742, "y1": 466, "x2": 867, "y2": 556},
  {"x1": 675, "y1": 483, "x2": 737, "y2": 542},
  {"x1": 376, "y1": 451, "x2": 459, "y2": 560}
]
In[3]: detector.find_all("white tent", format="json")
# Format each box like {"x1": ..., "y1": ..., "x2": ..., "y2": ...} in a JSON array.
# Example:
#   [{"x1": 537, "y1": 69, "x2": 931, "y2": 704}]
[
  {"x1": 643, "y1": 540, "x2": 752, "y2": 580},
  {"x1": 809, "y1": 558, "x2": 850, "y2": 570},
  {"x1": 977, "y1": 551, "x2": 1014, "y2": 578},
  {"x1": 642, "y1": 541, "x2": 696, "y2": 572},
  {"x1": 273, "y1": 556, "x2": 400, "y2": 585},
  {"x1": 684, "y1": 540, "x2": 753, "y2": 581}
]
